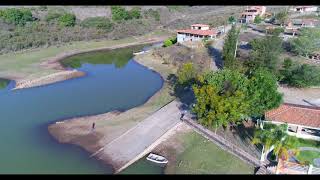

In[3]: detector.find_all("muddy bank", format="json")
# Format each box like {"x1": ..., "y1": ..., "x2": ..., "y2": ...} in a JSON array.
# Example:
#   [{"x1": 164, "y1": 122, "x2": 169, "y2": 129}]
[
  {"x1": 13, "y1": 70, "x2": 85, "y2": 90},
  {"x1": 48, "y1": 111, "x2": 121, "y2": 156}
]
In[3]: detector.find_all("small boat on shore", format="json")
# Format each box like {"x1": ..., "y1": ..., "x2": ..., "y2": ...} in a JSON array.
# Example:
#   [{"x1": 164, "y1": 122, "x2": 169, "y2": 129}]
[
  {"x1": 146, "y1": 153, "x2": 168, "y2": 164},
  {"x1": 133, "y1": 50, "x2": 150, "y2": 55}
]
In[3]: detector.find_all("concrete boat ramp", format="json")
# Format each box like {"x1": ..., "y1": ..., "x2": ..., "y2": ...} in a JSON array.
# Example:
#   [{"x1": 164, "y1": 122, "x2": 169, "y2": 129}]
[{"x1": 92, "y1": 100, "x2": 182, "y2": 173}]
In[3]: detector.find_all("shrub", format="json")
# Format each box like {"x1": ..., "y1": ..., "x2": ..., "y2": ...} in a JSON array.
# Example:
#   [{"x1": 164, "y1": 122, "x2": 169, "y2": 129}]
[
  {"x1": 254, "y1": 15, "x2": 262, "y2": 24},
  {"x1": 128, "y1": 7, "x2": 141, "y2": 19},
  {"x1": 0, "y1": 8, "x2": 33, "y2": 26},
  {"x1": 58, "y1": 13, "x2": 76, "y2": 27},
  {"x1": 163, "y1": 39, "x2": 173, "y2": 47},
  {"x1": 80, "y1": 17, "x2": 113, "y2": 31},
  {"x1": 111, "y1": 6, "x2": 130, "y2": 21},
  {"x1": 143, "y1": 9, "x2": 160, "y2": 21}
]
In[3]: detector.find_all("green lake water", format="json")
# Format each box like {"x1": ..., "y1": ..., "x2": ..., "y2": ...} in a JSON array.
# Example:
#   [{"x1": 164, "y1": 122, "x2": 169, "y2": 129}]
[{"x1": 0, "y1": 44, "x2": 164, "y2": 174}]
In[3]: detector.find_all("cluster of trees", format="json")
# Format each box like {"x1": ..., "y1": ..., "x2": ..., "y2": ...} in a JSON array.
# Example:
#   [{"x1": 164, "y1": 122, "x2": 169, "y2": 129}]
[
  {"x1": 290, "y1": 27, "x2": 320, "y2": 58},
  {"x1": 0, "y1": 8, "x2": 34, "y2": 26},
  {"x1": 253, "y1": 15, "x2": 263, "y2": 24},
  {"x1": 111, "y1": 6, "x2": 141, "y2": 22},
  {"x1": 163, "y1": 36, "x2": 177, "y2": 47},
  {"x1": 279, "y1": 58, "x2": 320, "y2": 88}
]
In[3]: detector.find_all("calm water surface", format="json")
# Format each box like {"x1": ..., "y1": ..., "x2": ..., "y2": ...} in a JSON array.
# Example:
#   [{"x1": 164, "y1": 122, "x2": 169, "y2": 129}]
[{"x1": 0, "y1": 44, "x2": 163, "y2": 174}]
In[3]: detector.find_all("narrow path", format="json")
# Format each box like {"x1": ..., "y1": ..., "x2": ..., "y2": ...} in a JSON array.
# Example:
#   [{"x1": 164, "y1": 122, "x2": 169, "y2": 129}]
[{"x1": 93, "y1": 100, "x2": 182, "y2": 172}]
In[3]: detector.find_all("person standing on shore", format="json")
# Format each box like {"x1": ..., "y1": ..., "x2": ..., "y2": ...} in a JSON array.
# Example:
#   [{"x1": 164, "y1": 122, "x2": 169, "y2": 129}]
[{"x1": 92, "y1": 122, "x2": 95, "y2": 131}]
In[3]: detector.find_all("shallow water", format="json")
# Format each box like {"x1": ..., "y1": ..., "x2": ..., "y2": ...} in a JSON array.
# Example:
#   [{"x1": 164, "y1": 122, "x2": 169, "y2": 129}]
[{"x1": 0, "y1": 45, "x2": 163, "y2": 174}]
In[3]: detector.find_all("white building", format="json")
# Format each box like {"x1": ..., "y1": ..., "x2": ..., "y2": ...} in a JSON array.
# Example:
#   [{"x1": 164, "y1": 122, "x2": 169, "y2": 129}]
[
  {"x1": 176, "y1": 24, "x2": 218, "y2": 43},
  {"x1": 262, "y1": 103, "x2": 320, "y2": 141},
  {"x1": 291, "y1": 6, "x2": 318, "y2": 13},
  {"x1": 239, "y1": 6, "x2": 267, "y2": 23}
]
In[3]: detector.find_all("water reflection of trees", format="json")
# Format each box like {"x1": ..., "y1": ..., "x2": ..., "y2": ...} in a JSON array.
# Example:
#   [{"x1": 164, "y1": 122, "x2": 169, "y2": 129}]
[{"x1": 60, "y1": 44, "x2": 146, "y2": 69}]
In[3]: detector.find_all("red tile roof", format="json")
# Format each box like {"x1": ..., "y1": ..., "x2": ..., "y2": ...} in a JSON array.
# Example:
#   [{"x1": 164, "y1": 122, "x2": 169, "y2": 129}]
[
  {"x1": 265, "y1": 103, "x2": 320, "y2": 128},
  {"x1": 191, "y1": 24, "x2": 210, "y2": 27},
  {"x1": 176, "y1": 29, "x2": 217, "y2": 36}
]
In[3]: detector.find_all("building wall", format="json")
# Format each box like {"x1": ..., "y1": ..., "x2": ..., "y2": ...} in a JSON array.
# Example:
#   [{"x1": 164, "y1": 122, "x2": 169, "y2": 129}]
[
  {"x1": 191, "y1": 26, "x2": 210, "y2": 30},
  {"x1": 177, "y1": 33, "x2": 214, "y2": 43}
]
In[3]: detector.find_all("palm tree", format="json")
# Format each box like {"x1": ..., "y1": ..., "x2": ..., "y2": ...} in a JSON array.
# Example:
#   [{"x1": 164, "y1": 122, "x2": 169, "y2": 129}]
[{"x1": 252, "y1": 123, "x2": 300, "y2": 161}]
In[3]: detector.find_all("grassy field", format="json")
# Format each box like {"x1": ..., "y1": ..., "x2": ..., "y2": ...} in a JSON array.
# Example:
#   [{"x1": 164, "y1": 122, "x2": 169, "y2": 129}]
[
  {"x1": 0, "y1": 30, "x2": 171, "y2": 81},
  {"x1": 297, "y1": 151, "x2": 320, "y2": 166},
  {"x1": 173, "y1": 131, "x2": 254, "y2": 174}
]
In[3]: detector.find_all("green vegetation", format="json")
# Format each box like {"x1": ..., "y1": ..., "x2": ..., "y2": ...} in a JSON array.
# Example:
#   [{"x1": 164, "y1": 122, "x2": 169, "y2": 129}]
[
  {"x1": 247, "y1": 68, "x2": 283, "y2": 117},
  {"x1": 193, "y1": 69, "x2": 250, "y2": 131},
  {"x1": 163, "y1": 36, "x2": 177, "y2": 47},
  {"x1": 111, "y1": 6, "x2": 141, "y2": 22},
  {"x1": 80, "y1": 17, "x2": 113, "y2": 31},
  {"x1": 291, "y1": 28, "x2": 320, "y2": 58},
  {"x1": 279, "y1": 58, "x2": 320, "y2": 88},
  {"x1": 58, "y1": 13, "x2": 76, "y2": 27},
  {"x1": 222, "y1": 25, "x2": 240, "y2": 69},
  {"x1": 0, "y1": 78, "x2": 9, "y2": 89},
  {"x1": 167, "y1": 6, "x2": 186, "y2": 12},
  {"x1": 296, "y1": 138, "x2": 320, "y2": 149},
  {"x1": 267, "y1": 27, "x2": 284, "y2": 35},
  {"x1": 297, "y1": 151, "x2": 320, "y2": 166},
  {"x1": 0, "y1": 8, "x2": 34, "y2": 26},
  {"x1": 228, "y1": 16, "x2": 236, "y2": 24},
  {"x1": 175, "y1": 131, "x2": 254, "y2": 174},
  {"x1": 253, "y1": 123, "x2": 299, "y2": 161},
  {"x1": 177, "y1": 62, "x2": 198, "y2": 86},
  {"x1": 45, "y1": 12, "x2": 62, "y2": 22},
  {"x1": 246, "y1": 34, "x2": 283, "y2": 73},
  {"x1": 253, "y1": 15, "x2": 262, "y2": 24}
]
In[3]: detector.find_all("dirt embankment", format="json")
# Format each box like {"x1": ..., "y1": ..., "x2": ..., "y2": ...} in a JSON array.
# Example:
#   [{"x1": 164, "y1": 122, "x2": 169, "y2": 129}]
[{"x1": 13, "y1": 70, "x2": 85, "y2": 90}]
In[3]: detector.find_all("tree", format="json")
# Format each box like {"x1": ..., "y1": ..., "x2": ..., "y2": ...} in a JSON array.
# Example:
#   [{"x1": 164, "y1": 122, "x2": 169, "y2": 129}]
[
  {"x1": 222, "y1": 25, "x2": 240, "y2": 69},
  {"x1": 253, "y1": 123, "x2": 299, "y2": 161},
  {"x1": 288, "y1": 64, "x2": 320, "y2": 88},
  {"x1": 58, "y1": 13, "x2": 76, "y2": 27},
  {"x1": 177, "y1": 62, "x2": 198, "y2": 86},
  {"x1": 128, "y1": 7, "x2": 141, "y2": 19},
  {"x1": 163, "y1": 39, "x2": 173, "y2": 47},
  {"x1": 291, "y1": 28, "x2": 320, "y2": 58},
  {"x1": 278, "y1": 58, "x2": 295, "y2": 83},
  {"x1": 254, "y1": 15, "x2": 262, "y2": 24},
  {"x1": 0, "y1": 8, "x2": 33, "y2": 26},
  {"x1": 247, "y1": 34, "x2": 283, "y2": 73},
  {"x1": 111, "y1": 6, "x2": 130, "y2": 21},
  {"x1": 275, "y1": 10, "x2": 288, "y2": 26},
  {"x1": 228, "y1": 16, "x2": 236, "y2": 24},
  {"x1": 192, "y1": 69, "x2": 250, "y2": 133},
  {"x1": 247, "y1": 68, "x2": 283, "y2": 117}
]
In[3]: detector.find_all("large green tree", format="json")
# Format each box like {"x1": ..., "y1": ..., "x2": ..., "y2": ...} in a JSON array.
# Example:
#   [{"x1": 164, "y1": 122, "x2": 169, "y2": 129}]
[
  {"x1": 0, "y1": 8, "x2": 33, "y2": 26},
  {"x1": 291, "y1": 28, "x2": 320, "y2": 58},
  {"x1": 247, "y1": 68, "x2": 283, "y2": 117},
  {"x1": 192, "y1": 69, "x2": 250, "y2": 132},
  {"x1": 246, "y1": 34, "x2": 283, "y2": 73},
  {"x1": 222, "y1": 25, "x2": 240, "y2": 69},
  {"x1": 177, "y1": 62, "x2": 198, "y2": 86}
]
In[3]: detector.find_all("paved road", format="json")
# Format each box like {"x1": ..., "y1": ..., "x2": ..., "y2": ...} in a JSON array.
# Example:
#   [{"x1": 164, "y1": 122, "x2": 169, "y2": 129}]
[{"x1": 95, "y1": 100, "x2": 182, "y2": 171}]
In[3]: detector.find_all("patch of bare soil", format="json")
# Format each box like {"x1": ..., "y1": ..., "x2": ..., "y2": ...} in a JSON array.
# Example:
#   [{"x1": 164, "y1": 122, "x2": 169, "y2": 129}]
[{"x1": 48, "y1": 111, "x2": 121, "y2": 153}]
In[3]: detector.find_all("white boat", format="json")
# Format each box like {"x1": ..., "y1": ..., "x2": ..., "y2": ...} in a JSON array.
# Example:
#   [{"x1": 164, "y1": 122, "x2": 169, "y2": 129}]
[
  {"x1": 133, "y1": 51, "x2": 146, "y2": 55},
  {"x1": 146, "y1": 153, "x2": 168, "y2": 164}
]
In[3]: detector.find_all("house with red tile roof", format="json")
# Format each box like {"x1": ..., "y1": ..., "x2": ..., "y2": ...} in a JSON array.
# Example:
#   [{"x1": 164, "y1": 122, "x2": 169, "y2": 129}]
[
  {"x1": 239, "y1": 6, "x2": 266, "y2": 23},
  {"x1": 176, "y1": 24, "x2": 219, "y2": 43},
  {"x1": 263, "y1": 103, "x2": 320, "y2": 141}
]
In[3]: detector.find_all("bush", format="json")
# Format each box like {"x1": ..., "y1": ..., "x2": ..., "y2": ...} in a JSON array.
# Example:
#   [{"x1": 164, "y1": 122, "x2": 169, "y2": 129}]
[
  {"x1": 128, "y1": 7, "x2": 141, "y2": 19},
  {"x1": 111, "y1": 6, "x2": 130, "y2": 21},
  {"x1": 254, "y1": 15, "x2": 262, "y2": 24},
  {"x1": 58, "y1": 13, "x2": 76, "y2": 27},
  {"x1": 0, "y1": 8, "x2": 34, "y2": 26},
  {"x1": 163, "y1": 39, "x2": 173, "y2": 47},
  {"x1": 80, "y1": 17, "x2": 113, "y2": 31}
]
